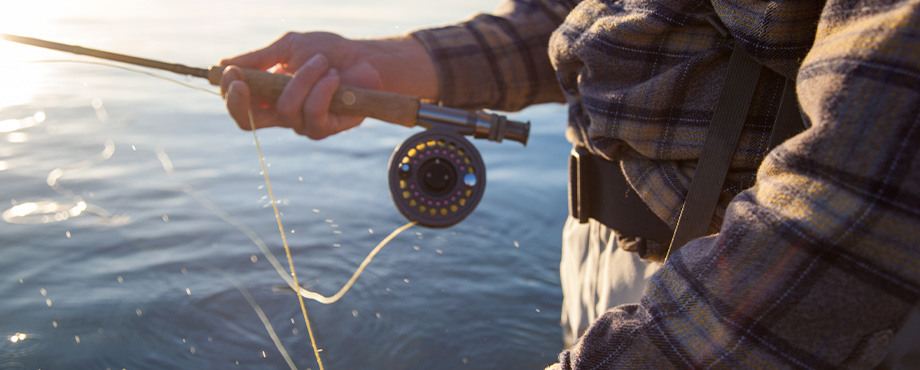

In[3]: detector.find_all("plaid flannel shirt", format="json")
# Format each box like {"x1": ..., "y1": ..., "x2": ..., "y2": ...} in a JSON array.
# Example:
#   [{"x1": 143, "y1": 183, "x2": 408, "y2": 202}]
[{"x1": 413, "y1": 0, "x2": 920, "y2": 368}]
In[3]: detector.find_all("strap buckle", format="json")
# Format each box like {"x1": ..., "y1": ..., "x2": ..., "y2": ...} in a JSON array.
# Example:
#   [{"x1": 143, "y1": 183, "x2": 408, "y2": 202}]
[{"x1": 569, "y1": 145, "x2": 591, "y2": 224}]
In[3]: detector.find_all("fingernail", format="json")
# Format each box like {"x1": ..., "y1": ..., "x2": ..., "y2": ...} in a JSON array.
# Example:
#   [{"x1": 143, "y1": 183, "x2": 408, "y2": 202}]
[{"x1": 306, "y1": 54, "x2": 327, "y2": 68}]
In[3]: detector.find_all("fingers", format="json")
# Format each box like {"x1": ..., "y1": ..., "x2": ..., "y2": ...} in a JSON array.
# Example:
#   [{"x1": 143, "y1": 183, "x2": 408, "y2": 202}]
[
  {"x1": 222, "y1": 67, "x2": 278, "y2": 131},
  {"x1": 220, "y1": 37, "x2": 358, "y2": 139},
  {"x1": 275, "y1": 54, "x2": 329, "y2": 129},
  {"x1": 274, "y1": 54, "x2": 349, "y2": 139},
  {"x1": 299, "y1": 68, "x2": 345, "y2": 139}
]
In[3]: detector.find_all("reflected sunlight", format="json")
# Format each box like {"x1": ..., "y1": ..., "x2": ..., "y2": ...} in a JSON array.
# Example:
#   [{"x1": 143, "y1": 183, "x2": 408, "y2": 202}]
[
  {"x1": 0, "y1": 1, "x2": 91, "y2": 109},
  {"x1": 2, "y1": 200, "x2": 88, "y2": 224},
  {"x1": 9, "y1": 333, "x2": 27, "y2": 343}
]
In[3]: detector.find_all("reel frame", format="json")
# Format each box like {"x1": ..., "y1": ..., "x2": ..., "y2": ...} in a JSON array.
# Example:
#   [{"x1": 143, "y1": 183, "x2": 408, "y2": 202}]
[{"x1": 387, "y1": 129, "x2": 486, "y2": 228}]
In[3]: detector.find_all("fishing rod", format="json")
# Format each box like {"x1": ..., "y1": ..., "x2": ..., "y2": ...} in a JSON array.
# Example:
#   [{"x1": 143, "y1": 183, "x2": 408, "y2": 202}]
[
  {"x1": 2, "y1": 33, "x2": 529, "y2": 227},
  {"x1": 0, "y1": 34, "x2": 528, "y2": 145}
]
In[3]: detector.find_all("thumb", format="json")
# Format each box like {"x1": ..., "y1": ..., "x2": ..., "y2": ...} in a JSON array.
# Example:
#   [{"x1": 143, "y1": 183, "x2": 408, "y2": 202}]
[{"x1": 219, "y1": 34, "x2": 291, "y2": 70}]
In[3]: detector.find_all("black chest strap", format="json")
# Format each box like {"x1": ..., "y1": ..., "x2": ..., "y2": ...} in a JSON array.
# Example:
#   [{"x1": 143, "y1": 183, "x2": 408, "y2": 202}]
[{"x1": 569, "y1": 39, "x2": 806, "y2": 261}]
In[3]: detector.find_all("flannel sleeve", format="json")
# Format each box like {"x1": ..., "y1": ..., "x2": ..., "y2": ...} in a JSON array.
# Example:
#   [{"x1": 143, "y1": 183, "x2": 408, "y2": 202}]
[
  {"x1": 410, "y1": 0, "x2": 574, "y2": 111},
  {"x1": 548, "y1": 0, "x2": 920, "y2": 368}
]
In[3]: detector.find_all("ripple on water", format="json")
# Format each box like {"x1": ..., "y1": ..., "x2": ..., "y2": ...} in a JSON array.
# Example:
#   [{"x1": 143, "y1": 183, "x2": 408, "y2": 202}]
[{"x1": 0, "y1": 332, "x2": 46, "y2": 363}]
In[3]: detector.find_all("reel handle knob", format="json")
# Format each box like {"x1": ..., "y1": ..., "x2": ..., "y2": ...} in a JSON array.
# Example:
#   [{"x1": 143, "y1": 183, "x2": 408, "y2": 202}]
[{"x1": 208, "y1": 66, "x2": 420, "y2": 126}]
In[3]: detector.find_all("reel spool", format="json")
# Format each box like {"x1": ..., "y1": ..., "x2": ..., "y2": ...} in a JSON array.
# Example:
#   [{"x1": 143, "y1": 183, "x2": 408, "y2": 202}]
[{"x1": 388, "y1": 129, "x2": 486, "y2": 228}]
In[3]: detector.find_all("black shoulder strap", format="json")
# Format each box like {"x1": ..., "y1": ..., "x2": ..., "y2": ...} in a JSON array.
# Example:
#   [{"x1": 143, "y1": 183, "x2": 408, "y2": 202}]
[{"x1": 666, "y1": 44, "x2": 805, "y2": 259}]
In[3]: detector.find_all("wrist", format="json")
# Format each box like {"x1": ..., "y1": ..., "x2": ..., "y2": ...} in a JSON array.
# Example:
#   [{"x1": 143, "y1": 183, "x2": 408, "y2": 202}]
[{"x1": 359, "y1": 36, "x2": 439, "y2": 101}]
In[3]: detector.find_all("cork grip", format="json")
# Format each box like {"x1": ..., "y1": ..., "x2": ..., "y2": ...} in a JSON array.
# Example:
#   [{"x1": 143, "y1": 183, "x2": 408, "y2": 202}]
[{"x1": 208, "y1": 66, "x2": 420, "y2": 127}]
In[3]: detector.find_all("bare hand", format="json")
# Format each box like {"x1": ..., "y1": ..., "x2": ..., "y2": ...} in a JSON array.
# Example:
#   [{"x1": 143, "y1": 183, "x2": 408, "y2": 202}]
[{"x1": 220, "y1": 32, "x2": 437, "y2": 139}]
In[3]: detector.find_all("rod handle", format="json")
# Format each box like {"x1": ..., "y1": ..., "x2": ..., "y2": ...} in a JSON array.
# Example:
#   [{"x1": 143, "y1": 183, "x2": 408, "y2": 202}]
[{"x1": 208, "y1": 66, "x2": 420, "y2": 127}]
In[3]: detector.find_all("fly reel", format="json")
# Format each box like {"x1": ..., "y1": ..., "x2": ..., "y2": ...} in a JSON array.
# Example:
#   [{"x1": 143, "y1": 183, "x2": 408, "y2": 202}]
[{"x1": 388, "y1": 129, "x2": 486, "y2": 228}]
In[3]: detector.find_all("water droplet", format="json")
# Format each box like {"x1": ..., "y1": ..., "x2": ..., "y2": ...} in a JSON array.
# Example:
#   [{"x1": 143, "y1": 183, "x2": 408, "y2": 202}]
[
  {"x1": 97, "y1": 327, "x2": 104, "y2": 334},
  {"x1": 52, "y1": 321, "x2": 58, "y2": 328},
  {"x1": 376, "y1": 312, "x2": 381, "y2": 319},
  {"x1": 514, "y1": 240, "x2": 520, "y2": 248},
  {"x1": 299, "y1": 176, "x2": 304, "y2": 182},
  {"x1": 74, "y1": 335, "x2": 80, "y2": 344},
  {"x1": 162, "y1": 215, "x2": 169, "y2": 222},
  {"x1": 403, "y1": 278, "x2": 410, "y2": 284},
  {"x1": 208, "y1": 337, "x2": 213, "y2": 342},
  {"x1": 40, "y1": 288, "x2": 47, "y2": 296},
  {"x1": 368, "y1": 228, "x2": 374, "y2": 234},
  {"x1": 436, "y1": 249, "x2": 443, "y2": 254},
  {"x1": 65, "y1": 231, "x2": 71, "y2": 238},
  {"x1": 250, "y1": 255, "x2": 258, "y2": 263},
  {"x1": 332, "y1": 243, "x2": 341, "y2": 248},
  {"x1": 181, "y1": 267, "x2": 187, "y2": 274},
  {"x1": 312, "y1": 208, "x2": 319, "y2": 213},
  {"x1": 261, "y1": 350, "x2": 266, "y2": 358},
  {"x1": 351, "y1": 310, "x2": 359, "y2": 317},
  {"x1": 117, "y1": 276, "x2": 123, "y2": 283},
  {"x1": 413, "y1": 246, "x2": 420, "y2": 251},
  {"x1": 136, "y1": 308, "x2": 143, "y2": 317},
  {"x1": 185, "y1": 288, "x2": 191, "y2": 295},
  {"x1": 190, "y1": 346, "x2": 196, "y2": 355},
  {"x1": 333, "y1": 230, "x2": 341, "y2": 234},
  {"x1": 45, "y1": 299, "x2": 52, "y2": 307},
  {"x1": 34, "y1": 111, "x2": 46, "y2": 123},
  {"x1": 462, "y1": 358, "x2": 468, "y2": 364},
  {"x1": 535, "y1": 308, "x2": 541, "y2": 313}
]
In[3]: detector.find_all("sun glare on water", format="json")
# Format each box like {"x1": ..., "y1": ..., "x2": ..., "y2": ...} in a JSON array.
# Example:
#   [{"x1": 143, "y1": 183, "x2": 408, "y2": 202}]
[
  {"x1": 0, "y1": 1, "x2": 107, "y2": 109},
  {"x1": 0, "y1": 3, "x2": 59, "y2": 109}
]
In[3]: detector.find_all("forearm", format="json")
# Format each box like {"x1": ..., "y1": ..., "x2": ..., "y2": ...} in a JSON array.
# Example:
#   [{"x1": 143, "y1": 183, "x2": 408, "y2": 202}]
[{"x1": 354, "y1": 36, "x2": 439, "y2": 101}]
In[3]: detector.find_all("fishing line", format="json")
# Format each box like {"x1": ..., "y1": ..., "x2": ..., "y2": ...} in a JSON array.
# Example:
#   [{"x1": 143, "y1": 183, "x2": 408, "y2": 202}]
[
  {"x1": 198, "y1": 263, "x2": 298, "y2": 370},
  {"x1": 246, "y1": 108, "x2": 323, "y2": 370},
  {"x1": 24, "y1": 58, "x2": 419, "y2": 369},
  {"x1": 180, "y1": 184, "x2": 416, "y2": 304},
  {"x1": 31, "y1": 59, "x2": 220, "y2": 96}
]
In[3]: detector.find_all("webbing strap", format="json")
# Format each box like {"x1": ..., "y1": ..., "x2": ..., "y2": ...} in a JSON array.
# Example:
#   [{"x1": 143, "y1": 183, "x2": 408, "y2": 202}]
[
  {"x1": 667, "y1": 44, "x2": 763, "y2": 257},
  {"x1": 769, "y1": 78, "x2": 805, "y2": 149}
]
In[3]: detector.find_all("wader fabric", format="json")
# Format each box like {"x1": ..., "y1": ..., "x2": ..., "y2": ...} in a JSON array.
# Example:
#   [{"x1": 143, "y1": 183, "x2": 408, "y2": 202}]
[{"x1": 560, "y1": 216, "x2": 659, "y2": 347}]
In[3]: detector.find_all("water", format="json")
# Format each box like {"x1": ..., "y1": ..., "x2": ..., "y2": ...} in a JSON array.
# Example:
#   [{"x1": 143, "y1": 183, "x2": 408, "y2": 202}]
[{"x1": 0, "y1": 1, "x2": 571, "y2": 369}]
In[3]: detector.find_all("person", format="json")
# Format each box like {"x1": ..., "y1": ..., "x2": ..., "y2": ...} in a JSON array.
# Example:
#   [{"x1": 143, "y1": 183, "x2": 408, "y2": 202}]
[{"x1": 220, "y1": 0, "x2": 920, "y2": 368}]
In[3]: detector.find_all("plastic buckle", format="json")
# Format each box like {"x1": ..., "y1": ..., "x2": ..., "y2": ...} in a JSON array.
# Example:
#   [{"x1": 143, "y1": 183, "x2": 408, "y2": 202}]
[{"x1": 568, "y1": 145, "x2": 591, "y2": 224}]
